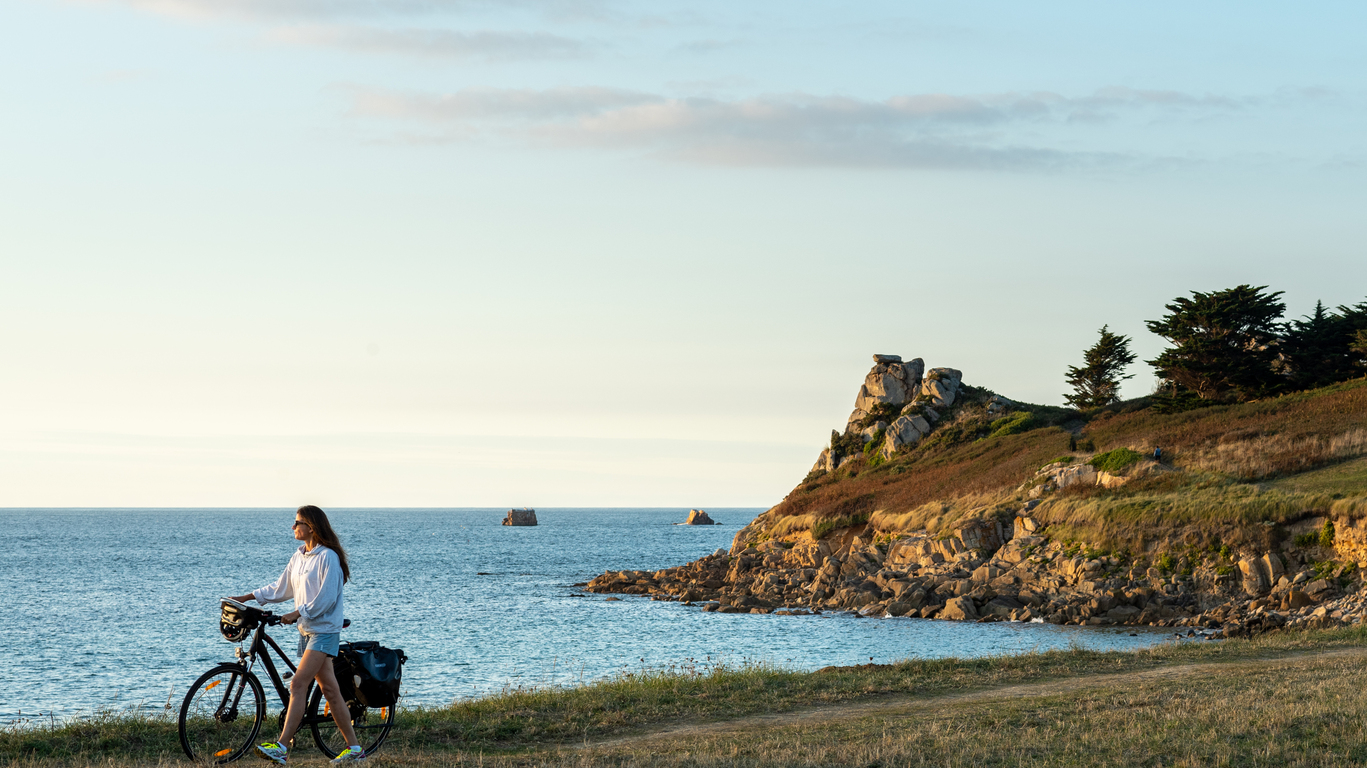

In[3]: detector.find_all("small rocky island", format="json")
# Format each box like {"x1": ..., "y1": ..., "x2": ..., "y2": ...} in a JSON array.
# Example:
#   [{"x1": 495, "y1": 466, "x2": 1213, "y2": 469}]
[
  {"x1": 682, "y1": 509, "x2": 717, "y2": 525},
  {"x1": 502, "y1": 508, "x2": 537, "y2": 526}
]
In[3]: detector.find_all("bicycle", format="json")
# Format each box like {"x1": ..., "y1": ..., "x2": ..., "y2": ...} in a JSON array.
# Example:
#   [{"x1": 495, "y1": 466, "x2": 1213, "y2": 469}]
[{"x1": 178, "y1": 599, "x2": 397, "y2": 764}]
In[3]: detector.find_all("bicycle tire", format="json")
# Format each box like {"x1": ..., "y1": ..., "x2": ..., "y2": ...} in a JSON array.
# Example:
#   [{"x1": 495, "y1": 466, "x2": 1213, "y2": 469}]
[
  {"x1": 306, "y1": 687, "x2": 396, "y2": 758},
  {"x1": 179, "y1": 664, "x2": 266, "y2": 764}
]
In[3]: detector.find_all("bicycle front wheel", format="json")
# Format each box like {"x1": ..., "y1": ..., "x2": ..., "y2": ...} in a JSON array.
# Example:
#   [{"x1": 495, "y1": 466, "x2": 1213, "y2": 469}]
[
  {"x1": 307, "y1": 687, "x2": 396, "y2": 758},
  {"x1": 179, "y1": 664, "x2": 266, "y2": 764}
]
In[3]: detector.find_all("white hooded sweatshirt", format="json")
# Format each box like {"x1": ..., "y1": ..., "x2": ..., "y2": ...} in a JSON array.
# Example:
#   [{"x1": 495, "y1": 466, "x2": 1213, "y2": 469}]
[{"x1": 255, "y1": 544, "x2": 345, "y2": 635}]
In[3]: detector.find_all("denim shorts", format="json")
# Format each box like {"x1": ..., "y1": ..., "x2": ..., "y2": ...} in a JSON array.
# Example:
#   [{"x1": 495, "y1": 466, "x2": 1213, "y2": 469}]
[{"x1": 298, "y1": 631, "x2": 340, "y2": 658}]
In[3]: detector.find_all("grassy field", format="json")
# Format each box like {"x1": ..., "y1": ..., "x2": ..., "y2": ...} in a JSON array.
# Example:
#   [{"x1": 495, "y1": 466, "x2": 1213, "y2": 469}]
[{"x1": 7, "y1": 627, "x2": 1367, "y2": 767}]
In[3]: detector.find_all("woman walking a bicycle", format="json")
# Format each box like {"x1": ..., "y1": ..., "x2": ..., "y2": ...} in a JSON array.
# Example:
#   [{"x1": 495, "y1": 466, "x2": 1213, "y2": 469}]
[{"x1": 228, "y1": 505, "x2": 365, "y2": 765}]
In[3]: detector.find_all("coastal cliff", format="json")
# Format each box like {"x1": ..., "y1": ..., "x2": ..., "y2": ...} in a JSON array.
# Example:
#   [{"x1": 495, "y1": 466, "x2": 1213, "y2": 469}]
[{"x1": 588, "y1": 355, "x2": 1367, "y2": 637}]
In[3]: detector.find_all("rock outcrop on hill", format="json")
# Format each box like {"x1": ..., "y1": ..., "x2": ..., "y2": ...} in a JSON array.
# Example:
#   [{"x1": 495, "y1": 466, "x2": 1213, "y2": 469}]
[{"x1": 813, "y1": 355, "x2": 968, "y2": 473}]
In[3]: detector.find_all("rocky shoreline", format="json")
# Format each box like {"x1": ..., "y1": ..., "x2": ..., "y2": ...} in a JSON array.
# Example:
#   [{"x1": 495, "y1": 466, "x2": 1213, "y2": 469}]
[{"x1": 587, "y1": 506, "x2": 1367, "y2": 639}]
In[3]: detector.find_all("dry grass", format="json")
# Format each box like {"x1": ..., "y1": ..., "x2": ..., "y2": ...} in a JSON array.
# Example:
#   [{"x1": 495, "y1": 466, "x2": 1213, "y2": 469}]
[
  {"x1": 556, "y1": 649, "x2": 1367, "y2": 767},
  {"x1": 1333, "y1": 496, "x2": 1367, "y2": 518},
  {"x1": 1183, "y1": 428, "x2": 1367, "y2": 481},
  {"x1": 867, "y1": 492, "x2": 1015, "y2": 536}
]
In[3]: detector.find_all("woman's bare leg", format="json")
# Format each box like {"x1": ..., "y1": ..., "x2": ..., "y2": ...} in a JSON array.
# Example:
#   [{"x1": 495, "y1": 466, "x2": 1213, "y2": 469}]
[
  {"x1": 313, "y1": 653, "x2": 361, "y2": 747},
  {"x1": 277, "y1": 650, "x2": 329, "y2": 747}
]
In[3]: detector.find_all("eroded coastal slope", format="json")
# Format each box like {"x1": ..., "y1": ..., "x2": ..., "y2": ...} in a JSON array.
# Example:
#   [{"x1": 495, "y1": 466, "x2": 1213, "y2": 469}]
[{"x1": 588, "y1": 355, "x2": 1367, "y2": 638}]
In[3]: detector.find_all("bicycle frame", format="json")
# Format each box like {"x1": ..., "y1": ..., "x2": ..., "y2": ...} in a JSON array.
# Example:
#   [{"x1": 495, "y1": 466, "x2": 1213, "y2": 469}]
[{"x1": 240, "y1": 622, "x2": 299, "y2": 710}]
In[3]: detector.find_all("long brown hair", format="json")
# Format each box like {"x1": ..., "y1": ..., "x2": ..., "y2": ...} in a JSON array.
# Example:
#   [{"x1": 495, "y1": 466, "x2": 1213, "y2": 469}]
[{"x1": 296, "y1": 505, "x2": 351, "y2": 583}]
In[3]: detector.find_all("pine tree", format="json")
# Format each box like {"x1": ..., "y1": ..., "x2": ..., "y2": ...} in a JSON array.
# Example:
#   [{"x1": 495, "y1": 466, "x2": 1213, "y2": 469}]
[
  {"x1": 1146, "y1": 284, "x2": 1286, "y2": 403},
  {"x1": 1064, "y1": 325, "x2": 1136, "y2": 409}
]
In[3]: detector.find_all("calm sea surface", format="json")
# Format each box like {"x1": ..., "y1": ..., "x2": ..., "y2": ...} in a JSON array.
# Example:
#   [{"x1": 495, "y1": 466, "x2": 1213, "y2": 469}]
[{"x1": 1, "y1": 508, "x2": 1173, "y2": 720}]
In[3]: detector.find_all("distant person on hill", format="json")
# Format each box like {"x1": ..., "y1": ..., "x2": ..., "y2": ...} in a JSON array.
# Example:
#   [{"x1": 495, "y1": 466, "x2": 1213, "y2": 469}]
[
  {"x1": 1153, "y1": 446, "x2": 1163, "y2": 463},
  {"x1": 226, "y1": 506, "x2": 365, "y2": 765}
]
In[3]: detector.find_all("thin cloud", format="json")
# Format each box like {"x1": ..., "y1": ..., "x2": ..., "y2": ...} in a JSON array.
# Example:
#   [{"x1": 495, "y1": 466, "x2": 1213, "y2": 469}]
[
  {"x1": 81, "y1": 0, "x2": 611, "y2": 22},
  {"x1": 344, "y1": 85, "x2": 1241, "y2": 169},
  {"x1": 269, "y1": 25, "x2": 589, "y2": 60}
]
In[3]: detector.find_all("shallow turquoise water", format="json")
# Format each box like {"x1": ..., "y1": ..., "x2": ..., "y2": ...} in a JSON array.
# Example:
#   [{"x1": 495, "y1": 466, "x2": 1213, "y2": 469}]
[{"x1": 0, "y1": 508, "x2": 1172, "y2": 720}]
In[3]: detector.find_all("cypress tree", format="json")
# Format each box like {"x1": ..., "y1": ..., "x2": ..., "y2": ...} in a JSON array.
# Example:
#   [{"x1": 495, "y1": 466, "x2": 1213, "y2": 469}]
[
  {"x1": 1064, "y1": 325, "x2": 1136, "y2": 409},
  {"x1": 1146, "y1": 284, "x2": 1286, "y2": 403}
]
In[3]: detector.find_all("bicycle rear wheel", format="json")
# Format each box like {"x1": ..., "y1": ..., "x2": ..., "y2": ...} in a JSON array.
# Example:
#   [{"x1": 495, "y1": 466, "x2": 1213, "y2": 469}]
[
  {"x1": 179, "y1": 664, "x2": 265, "y2": 763},
  {"x1": 306, "y1": 687, "x2": 396, "y2": 758}
]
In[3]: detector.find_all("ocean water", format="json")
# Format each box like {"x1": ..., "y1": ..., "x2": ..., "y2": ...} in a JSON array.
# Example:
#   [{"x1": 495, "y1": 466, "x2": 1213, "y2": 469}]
[{"x1": 1, "y1": 508, "x2": 1173, "y2": 720}]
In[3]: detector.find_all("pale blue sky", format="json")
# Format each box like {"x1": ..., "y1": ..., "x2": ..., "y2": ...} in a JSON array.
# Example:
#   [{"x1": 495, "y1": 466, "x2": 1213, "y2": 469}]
[{"x1": 2, "y1": 1, "x2": 1364, "y2": 506}]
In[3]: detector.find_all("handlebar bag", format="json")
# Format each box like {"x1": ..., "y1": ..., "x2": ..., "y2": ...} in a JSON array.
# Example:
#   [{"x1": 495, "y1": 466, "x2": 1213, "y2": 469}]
[{"x1": 337, "y1": 641, "x2": 407, "y2": 708}]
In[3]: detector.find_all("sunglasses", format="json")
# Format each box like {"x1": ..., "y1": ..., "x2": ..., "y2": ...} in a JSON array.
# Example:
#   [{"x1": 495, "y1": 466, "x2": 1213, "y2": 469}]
[{"x1": 293, "y1": 520, "x2": 311, "y2": 529}]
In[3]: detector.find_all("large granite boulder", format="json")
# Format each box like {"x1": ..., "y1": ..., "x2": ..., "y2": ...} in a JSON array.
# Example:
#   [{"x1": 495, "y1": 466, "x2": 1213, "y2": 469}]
[
  {"x1": 941, "y1": 596, "x2": 979, "y2": 621},
  {"x1": 502, "y1": 509, "x2": 538, "y2": 526},
  {"x1": 848, "y1": 355, "x2": 925, "y2": 428},
  {"x1": 920, "y1": 368, "x2": 963, "y2": 408},
  {"x1": 811, "y1": 447, "x2": 834, "y2": 474},
  {"x1": 881, "y1": 413, "x2": 931, "y2": 458},
  {"x1": 683, "y1": 509, "x2": 717, "y2": 525}
]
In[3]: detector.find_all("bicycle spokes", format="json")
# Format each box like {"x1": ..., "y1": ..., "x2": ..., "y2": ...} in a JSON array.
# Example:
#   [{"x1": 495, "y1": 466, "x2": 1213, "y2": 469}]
[{"x1": 179, "y1": 665, "x2": 265, "y2": 764}]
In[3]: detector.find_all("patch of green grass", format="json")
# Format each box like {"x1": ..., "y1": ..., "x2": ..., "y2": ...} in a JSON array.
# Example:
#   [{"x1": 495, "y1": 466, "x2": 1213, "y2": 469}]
[
  {"x1": 1090, "y1": 447, "x2": 1143, "y2": 473},
  {"x1": 810, "y1": 512, "x2": 871, "y2": 541},
  {"x1": 1044, "y1": 455, "x2": 1075, "y2": 467},
  {"x1": 1269, "y1": 455, "x2": 1367, "y2": 495}
]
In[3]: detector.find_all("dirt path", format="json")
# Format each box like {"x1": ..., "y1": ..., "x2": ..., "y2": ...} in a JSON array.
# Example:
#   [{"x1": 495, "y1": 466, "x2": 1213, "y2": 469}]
[{"x1": 584, "y1": 646, "x2": 1367, "y2": 750}]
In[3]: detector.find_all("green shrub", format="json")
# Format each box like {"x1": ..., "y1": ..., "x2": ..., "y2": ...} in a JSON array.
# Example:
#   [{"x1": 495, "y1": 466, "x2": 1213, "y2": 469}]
[
  {"x1": 1044, "y1": 455, "x2": 1075, "y2": 468},
  {"x1": 863, "y1": 430, "x2": 886, "y2": 456},
  {"x1": 1319, "y1": 519, "x2": 1336, "y2": 548},
  {"x1": 1156, "y1": 552, "x2": 1175, "y2": 573},
  {"x1": 989, "y1": 411, "x2": 1035, "y2": 439},
  {"x1": 1090, "y1": 447, "x2": 1143, "y2": 473}
]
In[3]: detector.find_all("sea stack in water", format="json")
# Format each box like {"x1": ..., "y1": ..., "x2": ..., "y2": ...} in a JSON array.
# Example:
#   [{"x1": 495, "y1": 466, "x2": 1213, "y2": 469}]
[
  {"x1": 502, "y1": 508, "x2": 537, "y2": 526},
  {"x1": 683, "y1": 509, "x2": 717, "y2": 525}
]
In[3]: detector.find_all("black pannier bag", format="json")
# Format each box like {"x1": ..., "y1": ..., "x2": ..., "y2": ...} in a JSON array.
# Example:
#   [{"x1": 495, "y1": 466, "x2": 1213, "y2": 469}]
[{"x1": 334, "y1": 641, "x2": 407, "y2": 708}]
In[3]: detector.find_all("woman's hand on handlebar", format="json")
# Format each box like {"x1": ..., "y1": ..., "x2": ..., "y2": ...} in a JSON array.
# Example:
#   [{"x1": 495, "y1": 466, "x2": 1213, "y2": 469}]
[
  {"x1": 227, "y1": 593, "x2": 256, "y2": 604},
  {"x1": 280, "y1": 610, "x2": 301, "y2": 625}
]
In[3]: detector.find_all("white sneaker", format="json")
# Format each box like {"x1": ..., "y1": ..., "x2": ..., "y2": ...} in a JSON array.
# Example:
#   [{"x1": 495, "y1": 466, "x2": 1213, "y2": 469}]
[{"x1": 331, "y1": 746, "x2": 366, "y2": 764}]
